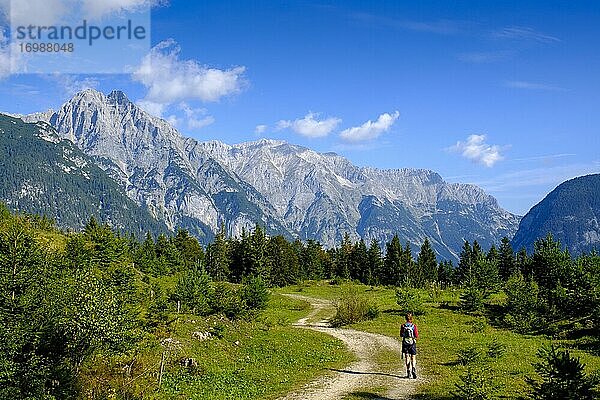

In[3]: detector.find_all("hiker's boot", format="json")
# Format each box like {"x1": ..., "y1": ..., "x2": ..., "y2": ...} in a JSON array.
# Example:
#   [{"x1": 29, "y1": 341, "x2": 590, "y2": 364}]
[
  {"x1": 406, "y1": 368, "x2": 411, "y2": 378},
  {"x1": 412, "y1": 367, "x2": 417, "y2": 379}
]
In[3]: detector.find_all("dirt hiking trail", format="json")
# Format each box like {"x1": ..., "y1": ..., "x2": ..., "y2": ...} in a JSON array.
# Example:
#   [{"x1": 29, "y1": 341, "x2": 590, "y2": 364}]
[{"x1": 278, "y1": 294, "x2": 419, "y2": 400}]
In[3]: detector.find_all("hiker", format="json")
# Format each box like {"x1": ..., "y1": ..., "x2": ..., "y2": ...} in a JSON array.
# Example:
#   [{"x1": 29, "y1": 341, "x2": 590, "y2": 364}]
[{"x1": 400, "y1": 312, "x2": 418, "y2": 379}]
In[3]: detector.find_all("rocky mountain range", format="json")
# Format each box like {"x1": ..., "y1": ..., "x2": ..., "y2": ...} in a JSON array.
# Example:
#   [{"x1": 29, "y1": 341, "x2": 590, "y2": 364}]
[
  {"x1": 511, "y1": 174, "x2": 600, "y2": 255},
  {"x1": 0, "y1": 113, "x2": 168, "y2": 236},
  {"x1": 16, "y1": 89, "x2": 520, "y2": 259}
]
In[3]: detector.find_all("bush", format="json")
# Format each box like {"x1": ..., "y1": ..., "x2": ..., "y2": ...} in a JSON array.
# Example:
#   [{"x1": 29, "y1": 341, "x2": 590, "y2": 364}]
[
  {"x1": 173, "y1": 269, "x2": 213, "y2": 315},
  {"x1": 457, "y1": 347, "x2": 482, "y2": 366},
  {"x1": 331, "y1": 286, "x2": 379, "y2": 327},
  {"x1": 486, "y1": 338, "x2": 506, "y2": 359},
  {"x1": 504, "y1": 272, "x2": 542, "y2": 333},
  {"x1": 241, "y1": 275, "x2": 270, "y2": 312},
  {"x1": 460, "y1": 285, "x2": 485, "y2": 313},
  {"x1": 526, "y1": 344, "x2": 599, "y2": 399},
  {"x1": 453, "y1": 365, "x2": 499, "y2": 400},
  {"x1": 395, "y1": 288, "x2": 425, "y2": 315},
  {"x1": 210, "y1": 282, "x2": 245, "y2": 319}
]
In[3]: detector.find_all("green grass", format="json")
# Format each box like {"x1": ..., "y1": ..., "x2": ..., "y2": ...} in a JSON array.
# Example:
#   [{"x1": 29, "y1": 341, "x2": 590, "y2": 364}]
[
  {"x1": 278, "y1": 281, "x2": 600, "y2": 399},
  {"x1": 81, "y1": 292, "x2": 354, "y2": 399}
]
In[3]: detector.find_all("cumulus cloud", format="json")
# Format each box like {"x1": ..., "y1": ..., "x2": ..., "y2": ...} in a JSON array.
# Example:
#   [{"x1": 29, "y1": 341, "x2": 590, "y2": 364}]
[
  {"x1": 54, "y1": 74, "x2": 100, "y2": 95},
  {"x1": 81, "y1": 0, "x2": 164, "y2": 20},
  {"x1": 254, "y1": 124, "x2": 267, "y2": 135},
  {"x1": 339, "y1": 111, "x2": 399, "y2": 143},
  {"x1": 137, "y1": 100, "x2": 166, "y2": 117},
  {"x1": 448, "y1": 134, "x2": 505, "y2": 167},
  {"x1": 5, "y1": 0, "x2": 162, "y2": 25},
  {"x1": 0, "y1": 28, "x2": 10, "y2": 79},
  {"x1": 151, "y1": 102, "x2": 215, "y2": 130},
  {"x1": 178, "y1": 102, "x2": 214, "y2": 130},
  {"x1": 133, "y1": 39, "x2": 246, "y2": 108},
  {"x1": 276, "y1": 112, "x2": 341, "y2": 138}
]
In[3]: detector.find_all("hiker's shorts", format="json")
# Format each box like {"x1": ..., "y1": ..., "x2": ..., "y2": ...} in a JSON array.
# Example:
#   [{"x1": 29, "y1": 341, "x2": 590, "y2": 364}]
[{"x1": 402, "y1": 342, "x2": 416, "y2": 356}]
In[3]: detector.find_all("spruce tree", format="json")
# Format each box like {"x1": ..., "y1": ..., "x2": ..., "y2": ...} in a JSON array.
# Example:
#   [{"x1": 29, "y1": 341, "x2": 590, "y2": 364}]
[
  {"x1": 417, "y1": 238, "x2": 438, "y2": 284},
  {"x1": 498, "y1": 237, "x2": 516, "y2": 281},
  {"x1": 367, "y1": 239, "x2": 383, "y2": 285},
  {"x1": 383, "y1": 235, "x2": 402, "y2": 286}
]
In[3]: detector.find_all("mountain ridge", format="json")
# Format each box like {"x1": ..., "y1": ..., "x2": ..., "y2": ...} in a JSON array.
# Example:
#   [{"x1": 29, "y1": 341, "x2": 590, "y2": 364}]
[
  {"x1": 511, "y1": 173, "x2": 600, "y2": 255},
  {"x1": 20, "y1": 89, "x2": 520, "y2": 259}
]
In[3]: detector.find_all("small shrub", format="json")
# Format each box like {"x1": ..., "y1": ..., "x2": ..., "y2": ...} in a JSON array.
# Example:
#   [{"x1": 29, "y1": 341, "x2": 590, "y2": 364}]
[
  {"x1": 469, "y1": 318, "x2": 487, "y2": 333},
  {"x1": 486, "y1": 339, "x2": 506, "y2": 359},
  {"x1": 241, "y1": 275, "x2": 270, "y2": 312},
  {"x1": 331, "y1": 286, "x2": 378, "y2": 327},
  {"x1": 457, "y1": 347, "x2": 482, "y2": 366},
  {"x1": 526, "y1": 344, "x2": 599, "y2": 400},
  {"x1": 211, "y1": 282, "x2": 245, "y2": 319},
  {"x1": 453, "y1": 365, "x2": 499, "y2": 400},
  {"x1": 211, "y1": 322, "x2": 226, "y2": 339},
  {"x1": 395, "y1": 288, "x2": 425, "y2": 315},
  {"x1": 460, "y1": 285, "x2": 484, "y2": 313}
]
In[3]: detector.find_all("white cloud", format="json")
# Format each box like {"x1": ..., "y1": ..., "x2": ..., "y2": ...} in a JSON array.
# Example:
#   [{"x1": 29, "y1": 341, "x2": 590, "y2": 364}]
[
  {"x1": 8, "y1": 0, "x2": 68, "y2": 26},
  {"x1": 448, "y1": 134, "x2": 505, "y2": 167},
  {"x1": 179, "y1": 102, "x2": 214, "y2": 130},
  {"x1": 276, "y1": 112, "x2": 341, "y2": 138},
  {"x1": 254, "y1": 124, "x2": 267, "y2": 134},
  {"x1": 5, "y1": 0, "x2": 162, "y2": 25},
  {"x1": 161, "y1": 102, "x2": 214, "y2": 130},
  {"x1": 505, "y1": 80, "x2": 565, "y2": 91},
  {"x1": 339, "y1": 111, "x2": 399, "y2": 143},
  {"x1": 132, "y1": 39, "x2": 246, "y2": 108},
  {"x1": 493, "y1": 26, "x2": 561, "y2": 43},
  {"x1": 81, "y1": 0, "x2": 163, "y2": 20},
  {"x1": 137, "y1": 100, "x2": 166, "y2": 116},
  {"x1": 53, "y1": 74, "x2": 100, "y2": 95},
  {"x1": 0, "y1": 28, "x2": 10, "y2": 79}
]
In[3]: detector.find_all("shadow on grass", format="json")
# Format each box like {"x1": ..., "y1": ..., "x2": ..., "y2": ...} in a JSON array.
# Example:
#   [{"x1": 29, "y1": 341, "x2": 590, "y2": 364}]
[
  {"x1": 326, "y1": 368, "x2": 407, "y2": 379},
  {"x1": 346, "y1": 392, "x2": 395, "y2": 400},
  {"x1": 411, "y1": 394, "x2": 454, "y2": 400},
  {"x1": 381, "y1": 309, "x2": 405, "y2": 316},
  {"x1": 437, "y1": 302, "x2": 460, "y2": 312}
]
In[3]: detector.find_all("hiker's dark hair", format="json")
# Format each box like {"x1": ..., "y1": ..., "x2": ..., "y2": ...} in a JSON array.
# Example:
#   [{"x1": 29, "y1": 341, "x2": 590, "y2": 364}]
[{"x1": 405, "y1": 312, "x2": 413, "y2": 322}]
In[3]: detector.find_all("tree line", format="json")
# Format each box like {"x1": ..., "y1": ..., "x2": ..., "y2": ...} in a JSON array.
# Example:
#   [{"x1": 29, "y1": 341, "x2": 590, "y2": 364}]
[{"x1": 1, "y1": 201, "x2": 599, "y2": 398}]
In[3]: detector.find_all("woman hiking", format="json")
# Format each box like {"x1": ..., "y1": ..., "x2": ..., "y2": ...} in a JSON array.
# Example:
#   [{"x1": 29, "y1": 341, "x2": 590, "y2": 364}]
[{"x1": 400, "y1": 312, "x2": 418, "y2": 379}]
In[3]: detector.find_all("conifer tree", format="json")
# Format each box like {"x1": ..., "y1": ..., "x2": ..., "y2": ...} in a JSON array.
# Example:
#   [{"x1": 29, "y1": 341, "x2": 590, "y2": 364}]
[
  {"x1": 498, "y1": 237, "x2": 516, "y2": 281},
  {"x1": 367, "y1": 239, "x2": 383, "y2": 285},
  {"x1": 383, "y1": 235, "x2": 402, "y2": 286},
  {"x1": 417, "y1": 238, "x2": 438, "y2": 284}
]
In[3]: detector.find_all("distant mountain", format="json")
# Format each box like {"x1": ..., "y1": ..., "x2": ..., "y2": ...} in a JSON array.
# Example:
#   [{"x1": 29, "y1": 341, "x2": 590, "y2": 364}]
[
  {"x1": 511, "y1": 174, "x2": 600, "y2": 255},
  {"x1": 21, "y1": 89, "x2": 520, "y2": 259},
  {"x1": 23, "y1": 89, "x2": 292, "y2": 242},
  {"x1": 200, "y1": 139, "x2": 520, "y2": 259},
  {"x1": 0, "y1": 114, "x2": 168, "y2": 236}
]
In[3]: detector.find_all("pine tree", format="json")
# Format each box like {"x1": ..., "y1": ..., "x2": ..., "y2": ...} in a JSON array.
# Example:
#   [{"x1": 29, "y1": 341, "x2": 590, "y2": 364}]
[
  {"x1": 205, "y1": 228, "x2": 230, "y2": 281},
  {"x1": 417, "y1": 238, "x2": 438, "y2": 284},
  {"x1": 172, "y1": 229, "x2": 204, "y2": 270},
  {"x1": 383, "y1": 235, "x2": 402, "y2": 286},
  {"x1": 402, "y1": 242, "x2": 415, "y2": 287},
  {"x1": 367, "y1": 239, "x2": 383, "y2": 286},
  {"x1": 498, "y1": 237, "x2": 516, "y2": 281},
  {"x1": 351, "y1": 239, "x2": 369, "y2": 283},
  {"x1": 335, "y1": 233, "x2": 353, "y2": 279},
  {"x1": 267, "y1": 235, "x2": 300, "y2": 286}
]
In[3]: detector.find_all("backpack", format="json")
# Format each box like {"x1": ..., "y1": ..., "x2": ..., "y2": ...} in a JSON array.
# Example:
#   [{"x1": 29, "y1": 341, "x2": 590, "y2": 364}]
[{"x1": 402, "y1": 322, "x2": 415, "y2": 345}]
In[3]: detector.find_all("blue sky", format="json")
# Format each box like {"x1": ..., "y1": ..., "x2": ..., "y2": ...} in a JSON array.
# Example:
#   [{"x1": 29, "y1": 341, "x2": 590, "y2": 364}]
[{"x1": 1, "y1": 0, "x2": 599, "y2": 215}]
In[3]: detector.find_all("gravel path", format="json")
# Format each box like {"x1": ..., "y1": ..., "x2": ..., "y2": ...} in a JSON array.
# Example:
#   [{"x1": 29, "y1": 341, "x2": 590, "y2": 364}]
[{"x1": 278, "y1": 294, "x2": 419, "y2": 400}]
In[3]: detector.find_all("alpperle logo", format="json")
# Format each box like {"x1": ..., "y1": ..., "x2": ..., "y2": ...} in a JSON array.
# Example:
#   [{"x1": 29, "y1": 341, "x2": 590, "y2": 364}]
[{"x1": 7, "y1": 0, "x2": 151, "y2": 74}]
